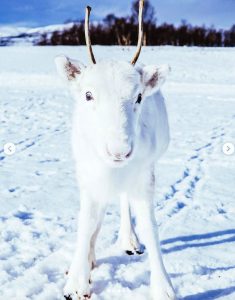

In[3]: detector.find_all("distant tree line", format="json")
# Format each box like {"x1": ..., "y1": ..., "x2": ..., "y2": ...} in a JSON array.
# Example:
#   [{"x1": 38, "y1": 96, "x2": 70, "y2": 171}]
[{"x1": 37, "y1": 0, "x2": 235, "y2": 47}]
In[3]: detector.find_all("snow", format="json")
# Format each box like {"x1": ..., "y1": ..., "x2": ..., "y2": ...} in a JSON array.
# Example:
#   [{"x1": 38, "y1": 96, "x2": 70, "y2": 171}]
[
  {"x1": 0, "y1": 23, "x2": 75, "y2": 46},
  {"x1": 0, "y1": 23, "x2": 75, "y2": 38},
  {"x1": 0, "y1": 46, "x2": 235, "y2": 299},
  {"x1": 0, "y1": 26, "x2": 30, "y2": 38}
]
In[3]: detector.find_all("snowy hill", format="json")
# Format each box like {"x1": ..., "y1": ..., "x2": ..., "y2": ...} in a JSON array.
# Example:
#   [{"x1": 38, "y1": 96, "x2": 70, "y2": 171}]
[
  {"x1": 0, "y1": 23, "x2": 74, "y2": 46},
  {"x1": 0, "y1": 46, "x2": 235, "y2": 299}
]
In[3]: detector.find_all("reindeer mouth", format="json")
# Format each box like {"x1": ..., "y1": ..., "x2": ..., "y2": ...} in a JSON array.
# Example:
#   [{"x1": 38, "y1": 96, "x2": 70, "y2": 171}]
[{"x1": 113, "y1": 158, "x2": 126, "y2": 163}]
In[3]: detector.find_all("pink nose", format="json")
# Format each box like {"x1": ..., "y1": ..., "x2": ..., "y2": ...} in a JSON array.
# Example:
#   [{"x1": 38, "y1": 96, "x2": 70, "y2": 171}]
[{"x1": 106, "y1": 146, "x2": 132, "y2": 160}]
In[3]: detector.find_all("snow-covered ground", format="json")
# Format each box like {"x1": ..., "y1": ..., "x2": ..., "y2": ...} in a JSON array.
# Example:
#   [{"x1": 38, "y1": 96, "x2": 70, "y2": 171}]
[
  {"x1": 0, "y1": 46, "x2": 235, "y2": 300},
  {"x1": 0, "y1": 23, "x2": 75, "y2": 46}
]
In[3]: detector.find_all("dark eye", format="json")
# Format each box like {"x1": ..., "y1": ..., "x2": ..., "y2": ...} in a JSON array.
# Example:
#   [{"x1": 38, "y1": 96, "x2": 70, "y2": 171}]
[
  {"x1": 136, "y1": 93, "x2": 142, "y2": 104},
  {"x1": 86, "y1": 91, "x2": 94, "y2": 101}
]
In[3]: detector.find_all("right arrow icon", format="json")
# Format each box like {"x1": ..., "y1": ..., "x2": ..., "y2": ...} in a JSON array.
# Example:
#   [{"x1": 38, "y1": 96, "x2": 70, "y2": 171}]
[{"x1": 223, "y1": 142, "x2": 234, "y2": 155}]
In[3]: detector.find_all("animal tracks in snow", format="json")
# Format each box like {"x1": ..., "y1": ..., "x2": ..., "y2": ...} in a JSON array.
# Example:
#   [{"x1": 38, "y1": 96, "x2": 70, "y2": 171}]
[{"x1": 157, "y1": 124, "x2": 228, "y2": 224}]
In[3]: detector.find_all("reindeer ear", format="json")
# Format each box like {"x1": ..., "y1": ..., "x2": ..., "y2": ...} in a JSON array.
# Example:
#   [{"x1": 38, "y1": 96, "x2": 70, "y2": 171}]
[
  {"x1": 141, "y1": 64, "x2": 171, "y2": 97},
  {"x1": 55, "y1": 55, "x2": 85, "y2": 81}
]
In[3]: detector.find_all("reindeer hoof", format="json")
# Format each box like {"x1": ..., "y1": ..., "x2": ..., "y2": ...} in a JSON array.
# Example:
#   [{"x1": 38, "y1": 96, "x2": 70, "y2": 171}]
[
  {"x1": 64, "y1": 294, "x2": 91, "y2": 300},
  {"x1": 135, "y1": 249, "x2": 144, "y2": 255},
  {"x1": 126, "y1": 250, "x2": 134, "y2": 255},
  {"x1": 64, "y1": 276, "x2": 91, "y2": 300},
  {"x1": 125, "y1": 247, "x2": 144, "y2": 255}
]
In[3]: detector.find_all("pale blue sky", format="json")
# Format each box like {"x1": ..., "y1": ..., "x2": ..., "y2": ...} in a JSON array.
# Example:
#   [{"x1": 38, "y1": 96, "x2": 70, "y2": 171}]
[{"x1": 0, "y1": 0, "x2": 234, "y2": 29}]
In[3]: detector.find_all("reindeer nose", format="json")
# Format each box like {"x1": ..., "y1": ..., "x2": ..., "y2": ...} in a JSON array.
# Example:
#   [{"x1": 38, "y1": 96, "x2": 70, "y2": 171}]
[{"x1": 106, "y1": 144, "x2": 132, "y2": 161}]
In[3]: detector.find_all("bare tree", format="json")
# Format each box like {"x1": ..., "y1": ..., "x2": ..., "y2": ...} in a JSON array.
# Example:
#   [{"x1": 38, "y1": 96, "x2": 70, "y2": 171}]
[{"x1": 131, "y1": 0, "x2": 156, "y2": 25}]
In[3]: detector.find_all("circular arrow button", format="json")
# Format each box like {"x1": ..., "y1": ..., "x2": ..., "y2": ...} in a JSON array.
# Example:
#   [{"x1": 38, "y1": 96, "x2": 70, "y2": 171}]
[
  {"x1": 4, "y1": 142, "x2": 16, "y2": 156},
  {"x1": 222, "y1": 142, "x2": 234, "y2": 156}
]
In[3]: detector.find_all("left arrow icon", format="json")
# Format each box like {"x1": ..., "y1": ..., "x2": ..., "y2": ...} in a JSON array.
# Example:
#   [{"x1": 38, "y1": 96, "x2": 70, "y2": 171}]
[{"x1": 4, "y1": 143, "x2": 16, "y2": 155}]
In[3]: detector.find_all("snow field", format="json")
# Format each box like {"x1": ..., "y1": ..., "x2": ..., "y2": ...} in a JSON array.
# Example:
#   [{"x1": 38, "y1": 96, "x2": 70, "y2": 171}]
[{"x1": 0, "y1": 46, "x2": 235, "y2": 299}]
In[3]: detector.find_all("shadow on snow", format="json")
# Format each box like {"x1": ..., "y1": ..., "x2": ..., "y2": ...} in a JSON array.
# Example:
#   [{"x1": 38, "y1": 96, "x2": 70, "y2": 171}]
[
  {"x1": 181, "y1": 286, "x2": 235, "y2": 300},
  {"x1": 161, "y1": 229, "x2": 235, "y2": 254}
]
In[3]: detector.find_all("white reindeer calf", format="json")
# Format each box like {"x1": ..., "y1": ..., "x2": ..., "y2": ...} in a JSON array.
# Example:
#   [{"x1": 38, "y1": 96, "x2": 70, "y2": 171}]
[{"x1": 55, "y1": 2, "x2": 176, "y2": 300}]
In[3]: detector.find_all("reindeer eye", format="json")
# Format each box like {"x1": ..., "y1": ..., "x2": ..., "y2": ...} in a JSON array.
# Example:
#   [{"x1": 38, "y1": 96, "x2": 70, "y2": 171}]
[
  {"x1": 86, "y1": 91, "x2": 94, "y2": 101},
  {"x1": 136, "y1": 93, "x2": 142, "y2": 104}
]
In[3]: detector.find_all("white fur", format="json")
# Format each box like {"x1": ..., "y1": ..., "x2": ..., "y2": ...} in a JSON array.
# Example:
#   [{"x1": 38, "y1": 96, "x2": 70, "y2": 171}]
[{"x1": 55, "y1": 56, "x2": 176, "y2": 300}]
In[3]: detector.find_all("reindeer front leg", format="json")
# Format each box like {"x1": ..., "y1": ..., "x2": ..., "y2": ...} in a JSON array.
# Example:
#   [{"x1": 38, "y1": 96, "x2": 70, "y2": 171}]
[
  {"x1": 130, "y1": 173, "x2": 177, "y2": 300},
  {"x1": 118, "y1": 193, "x2": 143, "y2": 255},
  {"x1": 64, "y1": 191, "x2": 106, "y2": 300}
]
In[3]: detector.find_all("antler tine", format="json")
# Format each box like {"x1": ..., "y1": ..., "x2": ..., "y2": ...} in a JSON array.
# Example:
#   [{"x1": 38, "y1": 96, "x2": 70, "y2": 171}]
[
  {"x1": 131, "y1": 0, "x2": 144, "y2": 65},
  {"x1": 85, "y1": 6, "x2": 96, "y2": 64}
]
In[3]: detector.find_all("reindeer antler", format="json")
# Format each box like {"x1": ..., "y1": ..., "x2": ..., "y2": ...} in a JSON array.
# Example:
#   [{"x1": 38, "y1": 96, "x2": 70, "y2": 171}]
[
  {"x1": 85, "y1": 6, "x2": 96, "y2": 64},
  {"x1": 131, "y1": 0, "x2": 144, "y2": 65}
]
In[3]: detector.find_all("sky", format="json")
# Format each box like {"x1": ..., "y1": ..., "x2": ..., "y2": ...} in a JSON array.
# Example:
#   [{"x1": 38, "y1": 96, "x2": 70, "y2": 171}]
[{"x1": 0, "y1": 0, "x2": 234, "y2": 29}]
